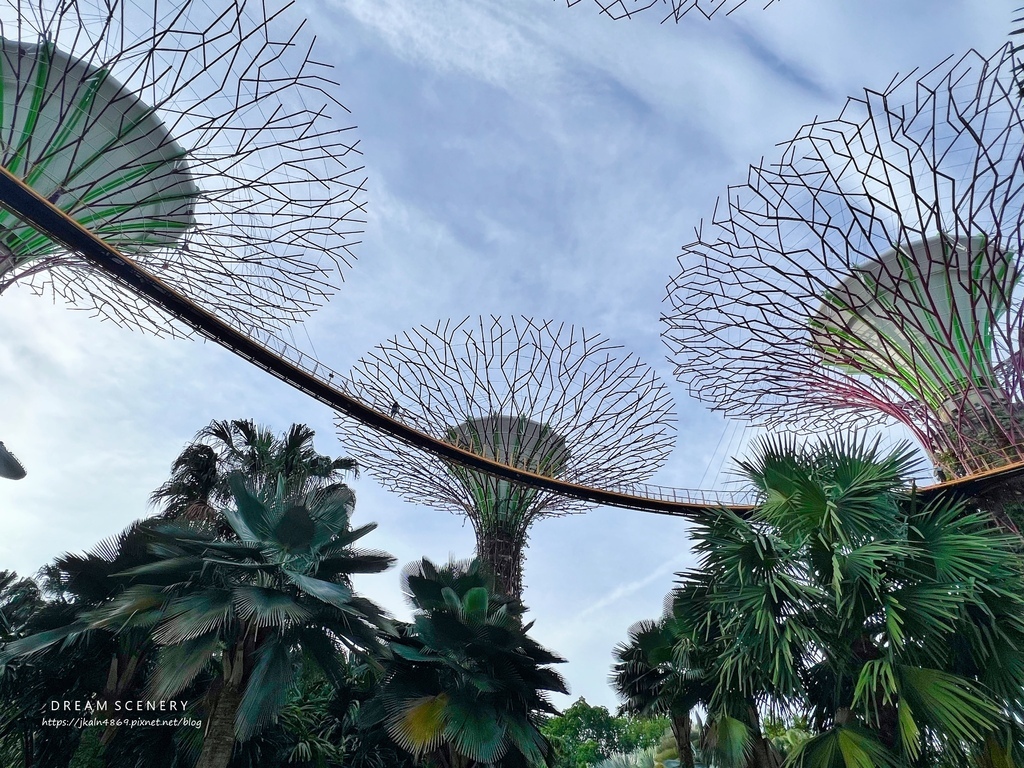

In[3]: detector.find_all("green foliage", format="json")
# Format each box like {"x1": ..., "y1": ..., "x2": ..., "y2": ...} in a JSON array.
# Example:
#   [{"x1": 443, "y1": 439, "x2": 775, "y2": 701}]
[
  {"x1": 543, "y1": 698, "x2": 670, "y2": 768},
  {"x1": 0, "y1": 421, "x2": 392, "y2": 768},
  {"x1": 627, "y1": 434, "x2": 1024, "y2": 768},
  {"x1": 0, "y1": 570, "x2": 42, "y2": 637},
  {"x1": 230, "y1": 661, "x2": 416, "y2": 768},
  {"x1": 68, "y1": 730, "x2": 105, "y2": 768},
  {"x1": 611, "y1": 589, "x2": 715, "y2": 768},
  {"x1": 109, "y1": 472, "x2": 393, "y2": 745},
  {"x1": 0, "y1": 528, "x2": 164, "y2": 768},
  {"x1": 150, "y1": 419, "x2": 357, "y2": 524},
  {"x1": 652, "y1": 728, "x2": 681, "y2": 768},
  {"x1": 595, "y1": 745, "x2": 658, "y2": 768},
  {"x1": 763, "y1": 717, "x2": 811, "y2": 759},
  {"x1": 363, "y1": 558, "x2": 567, "y2": 767},
  {"x1": 629, "y1": 719, "x2": 675, "y2": 756}
]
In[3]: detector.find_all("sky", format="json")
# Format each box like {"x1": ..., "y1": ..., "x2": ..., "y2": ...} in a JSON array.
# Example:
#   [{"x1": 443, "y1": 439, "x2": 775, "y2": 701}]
[{"x1": 0, "y1": 0, "x2": 1016, "y2": 710}]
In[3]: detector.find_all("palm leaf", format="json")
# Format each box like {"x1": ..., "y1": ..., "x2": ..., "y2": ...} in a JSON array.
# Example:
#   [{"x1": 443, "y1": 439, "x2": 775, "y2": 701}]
[
  {"x1": 315, "y1": 523, "x2": 381, "y2": 554},
  {"x1": 0, "y1": 619, "x2": 90, "y2": 661},
  {"x1": 976, "y1": 732, "x2": 1018, "y2": 768},
  {"x1": 272, "y1": 504, "x2": 317, "y2": 553},
  {"x1": 852, "y1": 658, "x2": 898, "y2": 727},
  {"x1": 146, "y1": 634, "x2": 220, "y2": 700},
  {"x1": 235, "y1": 636, "x2": 295, "y2": 741},
  {"x1": 223, "y1": 472, "x2": 276, "y2": 543},
  {"x1": 231, "y1": 585, "x2": 312, "y2": 629},
  {"x1": 503, "y1": 714, "x2": 549, "y2": 766},
  {"x1": 316, "y1": 548, "x2": 395, "y2": 578},
  {"x1": 461, "y1": 586, "x2": 489, "y2": 623},
  {"x1": 443, "y1": 698, "x2": 507, "y2": 764},
  {"x1": 392, "y1": 642, "x2": 441, "y2": 663},
  {"x1": 86, "y1": 584, "x2": 170, "y2": 630},
  {"x1": 285, "y1": 571, "x2": 354, "y2": 612},
  {"x1": 152, "y1": 591, "x2": 233, "y2": 644},
  {"x1": 897, "y1": 665, "x2": 1000, "y2": 743},
  {"x1": 705, "y1": 715, "x2": 751, "y2": 768},
  {"x1": 114, "y1": 555, "x2": 206, "y2": 578},
  {"x1": 790, "y1": 726, "x2": 898, "y2": 768},
  {"x1": 387, "y1": 693, "x2": 450, "y2": 756},
  {"x1": 896, "y1": 698, "x2": 921, "y2": 761}
]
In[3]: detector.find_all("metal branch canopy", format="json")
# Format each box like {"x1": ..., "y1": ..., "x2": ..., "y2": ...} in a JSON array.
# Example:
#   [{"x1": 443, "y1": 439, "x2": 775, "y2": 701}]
[
  {"x1": 558, "y1": 0, "x2": 780, "y2": 23},
  {"x1": 0, "y1": 0, "x2": 365, "y2": 335},
  {"x1": 664, "y1": 46, "x2": 1024, "y2": 479},
  {"x1": 336, "y1": 317, "x2": 676, "y2": 596}
]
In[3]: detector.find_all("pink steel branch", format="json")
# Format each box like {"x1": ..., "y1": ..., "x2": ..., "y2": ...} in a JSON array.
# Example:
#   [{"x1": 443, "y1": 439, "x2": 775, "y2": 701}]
[{"x1": 664, "y1": 46, "x2": 1024, "y2": 478}]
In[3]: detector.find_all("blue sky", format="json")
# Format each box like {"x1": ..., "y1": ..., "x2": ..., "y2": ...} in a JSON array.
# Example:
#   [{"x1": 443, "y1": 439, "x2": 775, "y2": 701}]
[{"x1": 0, "y1": 0, "x2": 1014, "y2": 709}]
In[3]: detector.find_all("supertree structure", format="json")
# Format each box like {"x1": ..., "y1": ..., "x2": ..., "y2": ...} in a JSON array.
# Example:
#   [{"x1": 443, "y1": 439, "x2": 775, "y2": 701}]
[
  {"x1": 336, "y1": 316, "x2": 676, "y2": 598},
  {"x1": 559, "y1": 0, "x2": 779, "y2": 23},
  {"x1": 663, "y1": 46, "x2": 1024, "y2": 479},
  {"x1": 0, "y1": 441, "x2": 25, "y2": 479},
  {"x1": 0, "y1": 0, "x2": 365, "y2": 335}
]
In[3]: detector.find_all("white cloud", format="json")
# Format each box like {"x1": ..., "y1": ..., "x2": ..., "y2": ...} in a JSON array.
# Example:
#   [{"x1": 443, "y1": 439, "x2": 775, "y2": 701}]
[{"x1": 337, "y1": 0, "x2": 562, "y2": 93}]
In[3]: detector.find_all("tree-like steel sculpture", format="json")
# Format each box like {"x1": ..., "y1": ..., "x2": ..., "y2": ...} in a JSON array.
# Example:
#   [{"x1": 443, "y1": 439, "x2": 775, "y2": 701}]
[
  {"x1": 559, "y1": 0, "x2": 779, "y2": 23},
  {"x1": 0, "y1": 441, "x2": 26, "y2": 480},
  {"x1": 337, "y1": 316, "x2": 676, "y2": 598},
  {"x1": 663, "y1": 46, "x2": 1024, "y2": 479},
  {"x1": 0, "y1": 0, "x2": 365, "y2": 336}
]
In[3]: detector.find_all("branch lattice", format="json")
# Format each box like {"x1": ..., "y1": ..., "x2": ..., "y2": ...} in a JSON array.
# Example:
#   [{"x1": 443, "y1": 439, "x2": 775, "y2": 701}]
[
  {"x1": 559, "y1": 0, "x2": 779, "y2": 23},
  {"x1": 663, "y1": 46, "x2": 1024, "y2": 478},
  {"x1": 0, "y1": 0, "x2": 366, "y2": 336},
  {"x1": 337, "y1": 316, "x2": 676, "y2": 596}
]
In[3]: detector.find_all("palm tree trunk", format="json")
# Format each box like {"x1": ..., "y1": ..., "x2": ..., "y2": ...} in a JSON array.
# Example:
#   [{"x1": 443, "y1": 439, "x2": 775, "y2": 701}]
[
  {"x1": 744, "y1": 707, "x2": 781, "y2": 768},
  {"x1": 670, "y1": 710, "x2": 694, "y2": 768},
  {"x1": 21, "y1": 720, "x2": 33, "y2": 768},
  {"x1": 747, "y1": 735, "x2": 781, "y2": 768},
  {"x1": 197, "y1": 642, "x2": 247, "y2": 768},
  {"x1": 99, "y1": 650, "x2": 144, "y2": 746},
  {"x1": 196, "y1": 681, "x2": 242, "y2": 768}
]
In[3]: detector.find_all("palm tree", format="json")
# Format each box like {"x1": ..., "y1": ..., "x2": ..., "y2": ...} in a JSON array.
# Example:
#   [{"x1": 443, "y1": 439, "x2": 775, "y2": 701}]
[
  {"x1": 612, "y1": 576, "x2": 784, "y2": 768},
  {"x1": 0, "y1": 528, "x2": 162, "y2": 767},
  {"x1": 0, "y1": 571, "x2": 45, "y2": 766},
  {"x1": 151, "y1": 419, "x2": 357, "y2": 523},
  {"x1": 151, "y1": 441, "x2": 222, "y2": 522},
  {"x1": 228, "y1": 658, "x2": 419, "y2": 768},
  {"x1": 2, "y1": 525, "x2": 161, "y2": 689},
  {"x1": 100, "y1": 472, "x2": 394, "y2": 768},
  {"x1": 361, "y1": 558, "x2": 568, "y2": 768},
  {"x1": 686, "y1": 435, "x2": 1024, "y2": 767},
  {"x1": 2, "y1": 420, "x2": 377, "y2": 768},
  {"x1": 612, "y1": 587, "x2": 719, "y2": 768},
  {"x1": 0, "y1": 571, "x2": 41, "y2": 639}
]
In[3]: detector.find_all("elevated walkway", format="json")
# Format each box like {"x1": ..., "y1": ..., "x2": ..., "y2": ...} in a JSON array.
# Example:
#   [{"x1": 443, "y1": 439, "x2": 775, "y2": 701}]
[{"x1": 1, "y1": 165, "x2": 1018, "y2": 517}]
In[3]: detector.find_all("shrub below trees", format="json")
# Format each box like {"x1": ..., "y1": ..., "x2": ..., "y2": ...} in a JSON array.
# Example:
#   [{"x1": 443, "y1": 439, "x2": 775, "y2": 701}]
[{"x1": 542, "y1": 698, "x2": 669, "y2": 768}]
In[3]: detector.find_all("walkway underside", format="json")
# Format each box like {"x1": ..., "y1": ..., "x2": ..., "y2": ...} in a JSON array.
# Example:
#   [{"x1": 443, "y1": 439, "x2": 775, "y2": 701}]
[{"x1": 2, "y1": 165, "x2": 1021, "y2": 518}]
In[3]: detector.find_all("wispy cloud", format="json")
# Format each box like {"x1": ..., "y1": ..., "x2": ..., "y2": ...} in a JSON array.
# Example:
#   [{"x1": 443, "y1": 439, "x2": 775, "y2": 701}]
[
  {"x1": 569, "y1": 556, "x2": 685, "y2": 623},
  {"x1": 339, "y1": 0, "x2": 563, "y2": 94}
]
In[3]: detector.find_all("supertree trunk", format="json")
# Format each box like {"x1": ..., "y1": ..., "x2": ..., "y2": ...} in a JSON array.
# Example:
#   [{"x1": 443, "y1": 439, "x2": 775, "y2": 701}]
[{"x1": 473, "y1": 521, "x2": 528, "y2": 600}]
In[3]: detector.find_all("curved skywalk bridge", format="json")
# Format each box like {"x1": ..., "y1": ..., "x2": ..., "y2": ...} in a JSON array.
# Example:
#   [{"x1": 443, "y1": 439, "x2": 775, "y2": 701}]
[{"x1": 1, "y1": 165, "x2": 1017, "y2": 517}]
